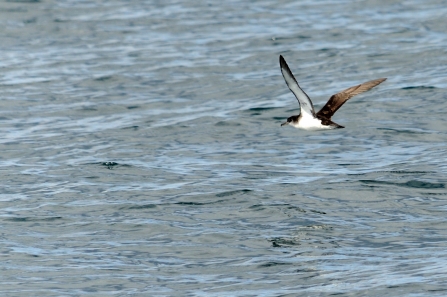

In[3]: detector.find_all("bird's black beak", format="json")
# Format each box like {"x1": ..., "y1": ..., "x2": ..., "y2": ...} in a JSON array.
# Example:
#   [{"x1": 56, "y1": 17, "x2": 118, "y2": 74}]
[{"x1": 280, "y1": 121, "x2": 288, "y2": 126}]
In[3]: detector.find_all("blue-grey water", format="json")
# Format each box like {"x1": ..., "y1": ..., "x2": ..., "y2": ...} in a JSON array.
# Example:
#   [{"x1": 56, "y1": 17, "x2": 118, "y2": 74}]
[{"x1": 1, "y1": 0, "x2": 447, "y2": 296}]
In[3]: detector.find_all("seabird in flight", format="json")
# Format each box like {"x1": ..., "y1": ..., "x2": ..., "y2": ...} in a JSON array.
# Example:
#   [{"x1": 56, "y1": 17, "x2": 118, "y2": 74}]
[{"x1": 279, "y1": 55, "x2": 386, "y2": 130}]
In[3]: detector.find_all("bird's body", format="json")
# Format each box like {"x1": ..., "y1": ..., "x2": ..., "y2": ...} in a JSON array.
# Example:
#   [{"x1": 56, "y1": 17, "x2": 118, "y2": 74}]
[
  {"x1": 285, "y1": 114, "x2": 337, "y2": 131},
  {"x1": 279, "y1": 55, "x2": 386, "y2": 130}
]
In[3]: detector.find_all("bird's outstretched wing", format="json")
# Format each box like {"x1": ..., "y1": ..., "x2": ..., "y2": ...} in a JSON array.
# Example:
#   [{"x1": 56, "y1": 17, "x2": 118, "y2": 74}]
[
  {"x1": 280, "y1": 55, "x2": 316, "y2": 118},
  {"x1": 317, "y1": 78, "x2": 387, "y2": 120}
]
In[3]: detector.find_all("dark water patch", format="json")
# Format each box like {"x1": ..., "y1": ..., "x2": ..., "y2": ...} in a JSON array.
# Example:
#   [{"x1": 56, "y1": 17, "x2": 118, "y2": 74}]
[
  {"x1": 293, "y1": 35, "x2": 312, "y2": 39},
  {"x1": 101, "y1": 162, "x2": 120, "y2": 169},
  {"x1": 87, "y1": 162, "x2": 133, "y2": 170},
  {"x1": 424, "y1": 192, "x2": 447, "y2": 196},
  {"x1": 309, "y1": 209, "x2": 327, "y2": 215},
  {"x1": 402, "y1": 86, "x2": 436, "y2": 90},
  {"x1": 269, "y1": 237, "x2": 301, "y2": 247},
  {"x1": 405, "y1": 180, "x2": 444, "y2": 189},
  {"x1": 95, "y1": 162, "x2": 132, "y2": 170},
  {"x1": 122, "y1": 204, "x2": 157, "y2": 210},
  {"x1": 127, "y1": 105, "x2": 139, "y2": 110},
  {"x1": 215, "y1": 189, "x2": 252, "y2": 197},
  {"x1": 122, "y1": 125, "x2": 139, "y2": 130},
  {"x1": 7, "y1": 0, "x2": 40, "y2": 2},
  {"x1": 81, "y1": 107, "x2": 98, "y2": 111},
  {"x1": 250, "y1": 203, "x2": 300, "y2": 212},
  {"x1": 427, "y1": 288, "x2": 447, "y2": 292},
  {"x1": 367, "y1": 53, "x2": 388, "y2": 57},
  {"x1": 247, "y1": 107, "x2": 279, "y2": 112},
  {"x1": 386, "y1": 171, "x2": 432, "y2": 174},
  {"x1": 245, "y1": 107, "x2": 280, "y2": 116},
  {"x1": 349, "y1": 170, "x2": 432, "y2": 176},
  {"x1": 215, "y1": 121, "x2": 241, "y2": 127},
  {"x1": 249, "y1": 204, "x2": 266, "y2": 211},
  {"x1": 243, "y1": 170, "x2": 285, "y2": 178},
  {"x1": 259, "y1": 261, "x2": 291, "y2": 268},
  {"x1": 175, "y1": 201, "x2": 207, "y2": 206},
  {"x1": 24, "y1": 17, "x2": 37, "y2": 24},
  {"x1": 285, "y1": 205, "x2": 307, "y2": 213},
  {"x1": 377, "y1": 127, "x2": 429, "y2": 134},
  {"x1": 4, "y1": 216, "x2": 63, "y2": 222},
  {"x1": 272, "y1": 35, "x2": 310, "y2": 43},
  {"x1": 318, "y1": 48, "x2": 338, "y2": 57},
  {"x1": 94, "y1": 76, "x2": 114, "y2": 82},
  {"x1": 360, "y1": 179, "x2": 444, "y2": 189}
]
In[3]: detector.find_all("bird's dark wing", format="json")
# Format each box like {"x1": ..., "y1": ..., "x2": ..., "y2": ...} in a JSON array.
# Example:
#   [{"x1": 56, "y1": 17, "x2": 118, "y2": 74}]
[{"x1": 317, "y1": 78, "x2": 387, "y2": 120}]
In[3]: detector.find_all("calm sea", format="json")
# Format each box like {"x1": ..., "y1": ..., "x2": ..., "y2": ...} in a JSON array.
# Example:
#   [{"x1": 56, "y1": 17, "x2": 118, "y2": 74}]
[{"x1": 1, "y1": 0, "x2": 447, "y2": 296}]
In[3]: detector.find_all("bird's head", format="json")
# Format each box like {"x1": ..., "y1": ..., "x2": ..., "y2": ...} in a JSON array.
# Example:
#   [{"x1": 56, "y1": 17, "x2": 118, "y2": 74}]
[{"x1": 281, "y1": 115, "x2": 298, "y2": 126}]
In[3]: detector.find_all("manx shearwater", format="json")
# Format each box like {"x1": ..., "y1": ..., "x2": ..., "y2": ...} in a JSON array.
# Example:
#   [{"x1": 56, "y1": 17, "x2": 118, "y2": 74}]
[{"x1": 279, "y1": 55, "x2": 386, "y2": 130}]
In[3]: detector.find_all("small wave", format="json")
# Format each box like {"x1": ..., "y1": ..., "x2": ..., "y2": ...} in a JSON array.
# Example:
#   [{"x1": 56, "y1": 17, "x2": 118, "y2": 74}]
[
  {"x1": 360, "y1": 179, "x2": 444, "y2": 189},
  {"x1": 215, "y1": 189, "x2": 252, "y2": 197},
  {"x1": 402, "y1": 86, "x2": 436, "y2": 90}
]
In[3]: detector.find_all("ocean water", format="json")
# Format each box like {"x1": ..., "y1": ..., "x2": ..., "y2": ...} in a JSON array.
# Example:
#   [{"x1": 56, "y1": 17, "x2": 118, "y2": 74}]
[{"x1": 1, "y1": 0, "x2": 447, "y2": 296}]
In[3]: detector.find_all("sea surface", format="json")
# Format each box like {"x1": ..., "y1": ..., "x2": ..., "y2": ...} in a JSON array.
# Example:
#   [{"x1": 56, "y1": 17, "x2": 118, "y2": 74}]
[{"x1": 1, "y1": 0, "x2": 447, "y2": 296}]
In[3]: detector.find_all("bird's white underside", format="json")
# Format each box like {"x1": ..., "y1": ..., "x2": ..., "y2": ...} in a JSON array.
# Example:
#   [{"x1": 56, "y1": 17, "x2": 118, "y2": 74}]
[{"x1": 290, "y1": 113, "x2": 334, "y2": 131}]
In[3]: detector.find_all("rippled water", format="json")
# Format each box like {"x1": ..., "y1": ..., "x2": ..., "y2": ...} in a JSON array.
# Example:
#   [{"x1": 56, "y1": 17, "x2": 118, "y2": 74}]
[{"x1": 1, "y1": 0, "x2": 447, "y2": 296}]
